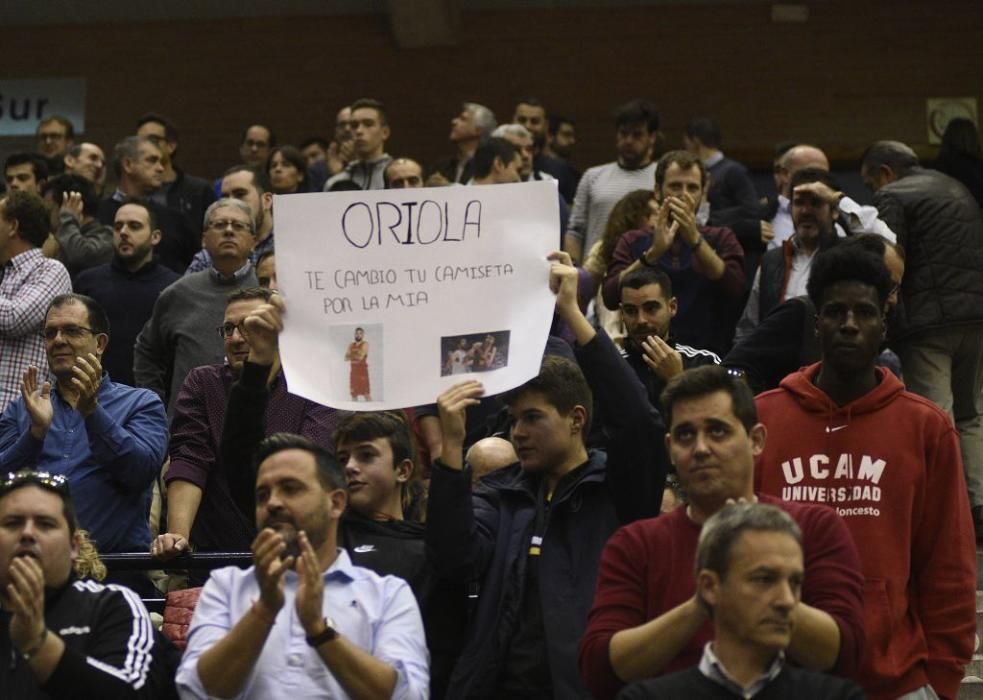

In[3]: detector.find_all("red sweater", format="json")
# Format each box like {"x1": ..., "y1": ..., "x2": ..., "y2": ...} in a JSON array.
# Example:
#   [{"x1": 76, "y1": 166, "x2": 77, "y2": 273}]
[
  {"x1": 577, "y1": 493, "x2": 865, "y2": 700},
  {"x1": 755, "y1": 363, "x2": 977, "y2": 700}
]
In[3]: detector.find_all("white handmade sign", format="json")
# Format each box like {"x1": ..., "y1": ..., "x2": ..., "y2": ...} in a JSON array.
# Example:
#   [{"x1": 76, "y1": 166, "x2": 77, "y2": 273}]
[{"x1": 274, "y1": 181, "x2": 559, "y2": 410}]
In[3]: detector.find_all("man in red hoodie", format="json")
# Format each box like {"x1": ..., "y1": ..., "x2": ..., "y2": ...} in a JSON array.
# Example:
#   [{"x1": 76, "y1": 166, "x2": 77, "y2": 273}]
[{"x1": 754, "y1": 244, "x2": 977, "y2": 700}]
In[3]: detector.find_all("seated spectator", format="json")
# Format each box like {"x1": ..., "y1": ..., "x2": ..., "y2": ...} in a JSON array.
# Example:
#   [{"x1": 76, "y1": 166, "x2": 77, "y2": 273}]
[
  {"x1": 465, "y1": 436, "x2": 518, "y2": 483},
  {"x1": 426, "y1": 253, "x2": 667, "y2": 698},
  {"x1": 63, "y1": 142, "x2": 106, "y2": 189},
  {"x1": 0, "y1": 190, "x2": 72, "y2": 411},
  {"x1": 0, "y1": 469, "x2": 179, "y2": 697},
  {"x1": 933, "y1": 117, "x2": 983, "y2": 209},
  {"x1": 40, "y1": 174, "x2": 114, "y2": 280},
  {"x1": 325, "y1": 98, "x2": 393, "y2": 191},
  {"x1": 175, "y1": 433, "x2": 429, "y2": 700},
  {"x1": 618, "y1": 503, "x2": 864, "y2": 700},
  {"x1": 754, "y1": 244, "x2": 977, "y2": 699},
  {"x1": 134, "y1": 199, "x2": 258, "y2": 414},
  {"x1": 616, "y1": 266, "x2": 720, "y2": 409},
  {"x1": 578, "y1": 365, "x2": 865, "y2": 699},
  {"x1": 582, "y1": 188, "x2": 654, "y2": 343},
  {"x1": 97, "y1": 136, "x2": 199, "y2": 273},
  {"x1": 0, "y1": 294, "x2": 168, "y2": 571},
  {"x1": 514, "y1": 97, "x2": 580, "y2": 203},
  {"x1": 384, "y1": 157, "x2": 424, "y2": 189},
  {"x1": 724, "y1": 234, "x2": 905, "y2": 393},
  {"x1": 266, "y1": 145, "x2": 310, "y2": 194},
  {"x1": 683, "y1": 116, "x2": 759, "y2": 227},
  {"x1": 238, "y1": 123, "x2": 275, "y2": 169},
  {"x1": 136, "y1": 112, "x2": 216, "y2": 241},
  {"x1": 602, "y1": 150, "x2": 745, "y2": 355},
  {"x1": 35, "y1": 115, "x2": 74, "y2": 176},
  {"x1": 153, "y1": 287, "x2": 337, "y2": 573},
  {"x1": 74, "y1": 199, "x2": 180, "y2": 387},
  {"x1": 299, "y1": 136, "x2": 328, "y2": 167},
  {"x1": 492, "y1": 122, "x2": 571, "y2": 242},
  {"x1": 186, "y1": 165, "x2": 275, "y2": 275},
  {"x1": 255, "y1": 248, "x2": 276, "y2": 289},
  {"x1": 5, "y1": 152, "x2": 48, "y2": 196},
  {"x1": 471, "y1": 137, "x2": 522, "y2": 185},
  {"x1": 333, "y1": 411, "x2": 466, "y2": 698},
  {"x1": 430, "y1": 102, "x2": 497, "y2": 185},
  {"x1": 765, "y1": 144, "x2": 895, "y2": 251},
  {"x1": 735, "y1": 168, "x2": 840, "y2": 342}
]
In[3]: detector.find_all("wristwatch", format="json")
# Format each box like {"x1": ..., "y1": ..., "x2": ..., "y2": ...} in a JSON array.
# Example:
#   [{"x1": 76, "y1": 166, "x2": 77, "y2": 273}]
[
  {"x1": 689, "y1": 236, "x2": 704, "y2": 252},
  {"x1": 306, "y1": 618, "x2": 339, "y2": 647}
]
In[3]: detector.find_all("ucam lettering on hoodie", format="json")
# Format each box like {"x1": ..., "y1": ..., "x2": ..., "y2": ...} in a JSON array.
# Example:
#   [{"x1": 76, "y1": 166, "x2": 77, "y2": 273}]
[{"x1": 754, "y1": 363, "x2": 976, "y2": 700}]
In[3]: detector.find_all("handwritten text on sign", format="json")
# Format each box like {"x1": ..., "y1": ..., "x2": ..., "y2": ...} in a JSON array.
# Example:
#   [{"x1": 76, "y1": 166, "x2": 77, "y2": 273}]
[{"x1": 275, "y1": 181, "x2": 558, "y2": 411}]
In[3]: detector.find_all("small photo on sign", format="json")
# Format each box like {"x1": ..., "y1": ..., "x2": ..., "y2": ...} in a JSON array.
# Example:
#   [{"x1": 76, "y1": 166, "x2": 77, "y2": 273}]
[
  {"x1": 329, "y1": 323, "x2": 383, "y2": 403},
  {"x1": 441, "y1": 330, "x2": 510, "y2": 376}
]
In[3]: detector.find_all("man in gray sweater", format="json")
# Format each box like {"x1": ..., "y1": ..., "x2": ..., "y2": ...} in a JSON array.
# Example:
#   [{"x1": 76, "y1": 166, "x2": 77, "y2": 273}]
[{"x1": 134, "y1": 199, "x2": 257, "y2": 414}]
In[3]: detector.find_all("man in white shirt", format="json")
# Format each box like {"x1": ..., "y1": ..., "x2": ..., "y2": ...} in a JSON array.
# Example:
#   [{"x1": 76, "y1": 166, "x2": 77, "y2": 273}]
[{"x1": 176, "y1": 432, "x2": 429, "y2": 700}]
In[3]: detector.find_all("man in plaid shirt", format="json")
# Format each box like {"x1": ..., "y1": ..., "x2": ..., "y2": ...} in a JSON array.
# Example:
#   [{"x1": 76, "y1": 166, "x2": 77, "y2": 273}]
[{"x1": 0, "y1": 191, "x2": 72, "y2": 411}]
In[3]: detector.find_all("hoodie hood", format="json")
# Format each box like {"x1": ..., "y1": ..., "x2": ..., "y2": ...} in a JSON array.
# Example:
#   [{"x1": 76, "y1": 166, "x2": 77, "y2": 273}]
[{"x1": 776, "y1": 362, "x2": 904, "y2": 429}]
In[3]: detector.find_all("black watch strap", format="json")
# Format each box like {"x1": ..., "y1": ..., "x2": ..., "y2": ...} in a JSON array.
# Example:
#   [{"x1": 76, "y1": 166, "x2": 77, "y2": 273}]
[{"x1": 306, "y1": 618, "x2": 339, "y2": 647}]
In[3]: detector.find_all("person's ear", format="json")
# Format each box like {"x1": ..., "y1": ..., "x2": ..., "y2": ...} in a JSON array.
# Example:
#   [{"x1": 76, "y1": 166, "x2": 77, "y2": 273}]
[
  {"x1": 150, "y1": 229, "x2": 162, "y2": 246},
  {"x1": 329, "y1": 488, "x2": 348, "y2": 520},
  {"x1": 569, "y1": 405, "x2": 588, "y2": 435},
  {"x1": 697, "y1": 569, "x2": 720, "y2": 610},
  {"x1": 749, "y1": 423, "x2": 767, "y2": 457},
  {"x1": 669, "y1": 296, "x2": 679, "y2": 319},
  {"x1": 394, "y1": 458, "x2": 413, "y2": 484},
  {"x1": 95, "y1": 333, "x2": 109, "y2": 354}
]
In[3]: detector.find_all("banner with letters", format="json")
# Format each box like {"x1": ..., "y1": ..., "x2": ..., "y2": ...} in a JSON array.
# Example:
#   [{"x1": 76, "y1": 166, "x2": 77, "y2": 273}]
[{"x1": 274, "y1": 181, "x2": 559, "y2": 411}]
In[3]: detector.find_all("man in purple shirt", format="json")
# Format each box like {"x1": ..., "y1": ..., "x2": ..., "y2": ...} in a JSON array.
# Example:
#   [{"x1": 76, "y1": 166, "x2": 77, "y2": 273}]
[{"x1": 151, "y1": 287, "x2": 338, "y2": 569}]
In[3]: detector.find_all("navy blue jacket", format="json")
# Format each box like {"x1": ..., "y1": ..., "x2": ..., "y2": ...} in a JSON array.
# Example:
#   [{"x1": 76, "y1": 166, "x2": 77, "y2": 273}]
[{"x1": 426, "y1": 329, "x2": 668, "y2": 699}]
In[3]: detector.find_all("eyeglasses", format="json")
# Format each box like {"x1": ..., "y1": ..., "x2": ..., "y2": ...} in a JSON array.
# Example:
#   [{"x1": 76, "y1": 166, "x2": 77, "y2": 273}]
[
  {"x1": 218, "y1": 321, "x2": 248, "y2": 338},
  {"x1": 38, "y1": 132, "x2": 67, "y2": 142},
  {"x1": 40, "y1": 325, "x2": 95, "y2": 341},
  {"x1": 0, "y1": 470, "x2": 69, "y2": 497},
  {"x1": 207, "y1": 219, "x2": 251, "y2": 233}
]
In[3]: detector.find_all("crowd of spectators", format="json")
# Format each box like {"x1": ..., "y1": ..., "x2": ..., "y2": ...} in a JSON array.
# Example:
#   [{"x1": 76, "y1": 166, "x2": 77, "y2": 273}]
[{"x1": 1, "y1": 98, "x2": 982, "y2": 699}]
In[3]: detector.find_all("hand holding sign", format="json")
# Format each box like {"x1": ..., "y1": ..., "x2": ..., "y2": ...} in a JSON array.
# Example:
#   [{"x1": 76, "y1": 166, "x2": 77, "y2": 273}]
[
  {"x1": 437, "y1": 380, "x2": 485, "y2": 471},
  {"x1": 244, "y1": 293, "x2": 286, "y2": 366}
]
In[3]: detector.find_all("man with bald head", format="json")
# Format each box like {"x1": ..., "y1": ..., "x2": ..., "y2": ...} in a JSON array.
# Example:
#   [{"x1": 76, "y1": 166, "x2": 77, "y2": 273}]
[
  {"x1": 862, "y1": 139, "x2": 983, "y2": 540},
  {"x1": 767, "y1": 145, "x2": 894, "y2": 250},
  {"x1": 63, "y1": 143, "x2": 106, "y2": 189}
]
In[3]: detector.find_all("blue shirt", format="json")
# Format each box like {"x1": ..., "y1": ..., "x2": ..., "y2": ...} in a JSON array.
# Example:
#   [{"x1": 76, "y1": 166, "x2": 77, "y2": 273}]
[
  {"x1": 176, "y1": 549, "x2": 429, "y2": 700},
  {"x1": 0, "y1": 375, "x2": 167, "y2": 552}
]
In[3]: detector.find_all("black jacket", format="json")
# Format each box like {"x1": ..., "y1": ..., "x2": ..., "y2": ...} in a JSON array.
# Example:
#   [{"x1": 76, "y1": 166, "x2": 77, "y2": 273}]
[
  {"x1": 873, "y1": 167, "x2": 983, "y2": 339},
  {"x1": 0, "y1": 577, "x2": 179, "y2": 699},
  {"x1": 425, "y1": 329, "x2": 668, "y2": 699}
]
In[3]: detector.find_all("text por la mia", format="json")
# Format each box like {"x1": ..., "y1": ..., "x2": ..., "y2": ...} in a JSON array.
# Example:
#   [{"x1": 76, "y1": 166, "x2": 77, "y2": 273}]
[{"x1": 341, "y1": 199, "x2": 482, "y2": 248}]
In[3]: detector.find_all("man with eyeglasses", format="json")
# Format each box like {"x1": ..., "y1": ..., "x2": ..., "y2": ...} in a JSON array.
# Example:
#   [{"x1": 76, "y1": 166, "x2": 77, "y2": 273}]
[
  {"x1": 35, "y1": 115, "x2": 75, "y2": 176},
  {"x1": 152, "y1": 287, "x2": 337, "y2": 582},
  {"x1": 0, "y1": 190, "x2": 72, "y2": 412},
  {"x1": 0, "y1": 469, "x2": 180, "y2": 698},
  {"x1": 0, "y1": 293, "x2": 167, "y2": 570},
  {"x1": 134, "y1": 199, "x2": 258, "y2": 415},
  {"x1": 754, "y1": 243, "x2": 976, "y2": 699}
]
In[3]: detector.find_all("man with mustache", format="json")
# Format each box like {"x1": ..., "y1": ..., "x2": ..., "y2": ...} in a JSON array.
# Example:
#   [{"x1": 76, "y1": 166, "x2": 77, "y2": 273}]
[
  {"x1": 617, "y1": 265, "x2": 720, "y2": 410},
  {"x1": 176, "y1": 433, "x2": 429, "y2": 700},
  {"x1": 735, "y1": 168, "x2": 840, "y2": 343}
]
